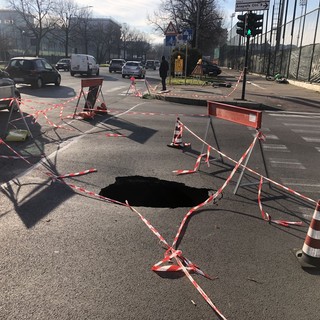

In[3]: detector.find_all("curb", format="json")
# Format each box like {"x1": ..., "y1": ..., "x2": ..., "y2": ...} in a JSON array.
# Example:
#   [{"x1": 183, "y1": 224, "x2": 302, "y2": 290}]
[{"x1": 154, "y1": 94, "x2": 281, "y2": 111}]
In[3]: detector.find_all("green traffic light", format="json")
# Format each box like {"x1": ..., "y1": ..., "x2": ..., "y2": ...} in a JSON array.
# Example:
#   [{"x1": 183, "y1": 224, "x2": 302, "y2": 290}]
[{"x1": 247, "y1": 29, "x2": 252, "y2": 36}]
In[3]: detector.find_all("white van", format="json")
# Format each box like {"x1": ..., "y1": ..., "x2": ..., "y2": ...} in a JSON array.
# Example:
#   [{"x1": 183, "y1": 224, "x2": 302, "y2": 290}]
[{"x1": 70, "y1": 54, "x2": 99, "y2": 76}]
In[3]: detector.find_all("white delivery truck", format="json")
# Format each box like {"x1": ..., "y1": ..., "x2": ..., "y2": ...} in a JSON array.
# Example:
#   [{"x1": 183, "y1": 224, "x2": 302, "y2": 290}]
[{"x1": 70, "y1": 54, "x2": 100, "y2": 76}]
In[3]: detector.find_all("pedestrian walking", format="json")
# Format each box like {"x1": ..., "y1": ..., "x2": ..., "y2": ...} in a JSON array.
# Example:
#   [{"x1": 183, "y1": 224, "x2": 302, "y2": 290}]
[{"x1": 159, "y1": 56, "x2": 169, "y2": 91}]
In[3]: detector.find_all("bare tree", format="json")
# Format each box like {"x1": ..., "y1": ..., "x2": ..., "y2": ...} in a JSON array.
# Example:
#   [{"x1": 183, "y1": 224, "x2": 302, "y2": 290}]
[
  {"x1": 7, "y1": 0, "x2": 59, "y2": 56},
  {"x1": 148, "y1": 0, "x2": 227, "y2": 55},
  {"x1": 70, "y1": 8, "x2": 92, "y2": 54},
  {"x1": 89, "y1": 19, "x2": 121, "y2": 63},
  {"x1": 121, "y1": 23, "x2": 133, "y2": 60},
  {"x1": 52, "y1": 0, "x2": 80, "y2": 57}
]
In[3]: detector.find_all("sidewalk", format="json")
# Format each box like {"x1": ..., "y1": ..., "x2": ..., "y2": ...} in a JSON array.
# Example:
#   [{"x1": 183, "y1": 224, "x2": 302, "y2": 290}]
[{"x1": 155, "y1": 68, "x2": 320, "y2": 113}]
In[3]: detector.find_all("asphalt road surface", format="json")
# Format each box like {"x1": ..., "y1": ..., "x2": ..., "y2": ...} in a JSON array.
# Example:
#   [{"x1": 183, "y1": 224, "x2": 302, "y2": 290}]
[{"x1": 0, "y1": 68, "x2": 320, "y2": 319}]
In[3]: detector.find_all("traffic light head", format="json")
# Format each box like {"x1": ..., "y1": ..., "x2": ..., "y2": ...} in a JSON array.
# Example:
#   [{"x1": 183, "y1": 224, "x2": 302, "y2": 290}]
[
  {"x1": 236, "y1": 14, "x2": 247, "y2": 37},
  {"x1": 247, "y1": 13, "x2": 263, "y2": 37}
]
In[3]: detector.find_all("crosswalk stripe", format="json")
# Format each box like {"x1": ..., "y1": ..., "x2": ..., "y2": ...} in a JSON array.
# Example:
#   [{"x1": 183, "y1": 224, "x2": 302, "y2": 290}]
[
  {"x1": 262, "y1": 144, "x2": 289, "y2": 152},
  {"x1": 269, "y1": 158, "x2": 305, "y2": 169},
  {"x1": 291, "y1": 129, "x2": 320, "y2": 134},
  {"x1": 283, "y1": 123, "x2": 320, "y2": 127},
  {"x1": 302, "y1": 137, "x2": 320, "y2": 143}
]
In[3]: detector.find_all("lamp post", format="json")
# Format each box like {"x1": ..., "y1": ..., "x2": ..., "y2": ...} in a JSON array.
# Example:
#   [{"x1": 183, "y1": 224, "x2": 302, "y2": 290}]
[
  {"x1": 195, "y1": 0, "x2": 200, "y2": 48},
  {"x1": 230, "y1": 13, "x2": 235, "y2": 42}
]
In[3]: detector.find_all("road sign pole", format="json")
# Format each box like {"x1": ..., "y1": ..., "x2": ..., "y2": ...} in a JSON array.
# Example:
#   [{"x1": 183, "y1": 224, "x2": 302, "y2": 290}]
[
  {"x1": 241, "y1": 34, "x2": 250, "y2": 100},
  {"x1": 184, "y1": 43, "x2": 188, "y2": 85}
]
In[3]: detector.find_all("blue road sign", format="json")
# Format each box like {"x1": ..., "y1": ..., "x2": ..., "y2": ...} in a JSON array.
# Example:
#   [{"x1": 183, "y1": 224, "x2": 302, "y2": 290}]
[
  {"x1": 182, "y1": 29, "x2": 193, "y2": 41},
  {"x1": 166, "y1": 35, "x2": 176, "y2": 46}
]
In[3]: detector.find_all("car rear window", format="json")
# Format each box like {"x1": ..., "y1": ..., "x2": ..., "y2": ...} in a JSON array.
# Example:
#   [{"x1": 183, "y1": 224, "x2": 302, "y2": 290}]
[
  {"x1": 22, "y1": 60, "x2": 34, "y2": 69},
  {"x1": 112, "y1": 60, "x2": 124, "y2": 64},
  {"x1": 126, "y1": 62, "x2": 139, "y2": 66}
]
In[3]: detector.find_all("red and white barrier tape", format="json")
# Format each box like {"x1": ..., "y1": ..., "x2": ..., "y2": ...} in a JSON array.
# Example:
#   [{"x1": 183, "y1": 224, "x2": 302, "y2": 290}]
[
  {"x1": 126, "y1": 201, "x2": 226, "y2": 319},
  {"x1": 173, "y1": 153, "x2": 206, "y2": 175},
  {"x1": 54, "y1": 168, "x2": 97, "y2": 180},
  {"x1": 0, "y1": 138, "x2": 32, "y2": 166},
  {"x1": 172, "y1": 132, "x2": 259, "y2": 249},
  {"x1": 257, "y1": 177, "x2": 303, "y2": 227},
  {"x1": 179, "y1": 120, "x2": 317, "y2": 206}
]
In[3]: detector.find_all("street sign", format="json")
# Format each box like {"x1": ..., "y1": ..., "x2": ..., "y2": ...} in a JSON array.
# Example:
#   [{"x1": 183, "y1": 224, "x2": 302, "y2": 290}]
[
  {"x1": 164, "y1": 22, "x2": 178, "y2": 35},
  {"x1": 165, "y1": 35, "x2": 176, "y2": 46},
  {"x1": 235, "y1": 0, "x2": 269, "y2": 12},
  {"x1": 182, "y1": 29, "x2": 193, "y2": 41}
]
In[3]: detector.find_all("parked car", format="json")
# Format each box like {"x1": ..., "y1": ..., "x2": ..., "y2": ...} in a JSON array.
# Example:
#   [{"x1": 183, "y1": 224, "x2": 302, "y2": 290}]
[
  {"x1": 109, "y1": 59, "x2": 126, "y2": 73},
  {"x1": 145, "y1": 60, "x2": 156, "y2": 70},
  {"x1": 5, "y1": 57, "x2": 61, "y2": 89},
  {"x1": 201, "y1": 60, "x2": 222, "y2": 76},
  {"x1": 154, "y1": 60, "x2": 160, "y2": 69},
  {"x1": 55, "y1": 58, "x2": 71, "y2": 71},
  {"x1": 0, "y1": 69, "x2": 21, "y2": 111},
  {"x1": 70, "y1": 54, "x2": 99, "y2": 76},
  {"x1": 122, "y1": 61, "x2": 146, "y2": 79}
]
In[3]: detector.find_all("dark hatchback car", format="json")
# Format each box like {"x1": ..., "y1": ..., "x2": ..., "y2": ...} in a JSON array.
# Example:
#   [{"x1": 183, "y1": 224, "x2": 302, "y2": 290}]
[
  {"x1": 55, "y1": 58, "x2": 71, "y2": 71},
  {"x1": 5, "y1": 57, "x2": 61, "y2": 89},
  {"x1": 201, "y1": 60, "x2": 222, "y2": 76},
  {"x1": 109, "y1": 59, "x2": 126, "y2": 73}
]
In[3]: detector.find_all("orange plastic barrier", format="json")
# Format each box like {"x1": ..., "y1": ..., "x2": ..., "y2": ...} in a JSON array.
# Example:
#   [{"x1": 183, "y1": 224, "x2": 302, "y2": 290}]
[{"x1": 207, "y1": 101, "x2": 262, "y2": 129}]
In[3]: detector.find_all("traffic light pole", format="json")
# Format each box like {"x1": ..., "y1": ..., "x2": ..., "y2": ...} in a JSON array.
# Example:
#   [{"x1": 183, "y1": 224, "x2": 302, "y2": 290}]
[{"x1": 241, "y1": 34, "x2": 250, "y2": 100}]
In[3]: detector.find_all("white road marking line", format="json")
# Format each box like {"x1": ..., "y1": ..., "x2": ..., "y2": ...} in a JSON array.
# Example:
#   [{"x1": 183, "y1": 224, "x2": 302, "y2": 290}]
[
  {"x1": 268, "y1": 114, "x2": 320, "y2": 118},
  {"x1": 281, "y1": 178, "x2": 320, "y2": 190},
  {"x1": 316, "y1": 147, "x2": 320, "y2": 152},
  {"x1": 299, "y1": 206, "x2": 314, "y2": 220},
  {"x1": 269, "y1": 158, "x2": 306, "y2": 169},
  {"x1": 302, "y1": 137, "x2": 320, "y2": 143},
  {"x1": 249, "y1": 82, "x2": 266, "y2": 89},
  {"x1": 266, "y1": 111, "x2": 320, "y2": 115},
  {"x1": 283, "y1": 123, "x2": 320, "y2": 127},
  {"x1": 291, "y1": 129, "x2": 320, "y2": 134},
  {"x1": 106, "y1": 85, "x2": 128, "y2": 93},
  {"x1": 262, "y1": 144, "x2": 290, "y2": 151},
  {"x1": 264, "y1": 134, "x2": 279, "y2": 140}
]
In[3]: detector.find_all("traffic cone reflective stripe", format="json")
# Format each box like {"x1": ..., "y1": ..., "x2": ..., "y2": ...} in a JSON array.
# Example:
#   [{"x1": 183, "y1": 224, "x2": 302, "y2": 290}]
[
  {"x1": 302, "y1": 203, "x2": 320, "y2": 258},
  {"x1": 295, "y1": 201, "x2": 320, "y2": 268}
]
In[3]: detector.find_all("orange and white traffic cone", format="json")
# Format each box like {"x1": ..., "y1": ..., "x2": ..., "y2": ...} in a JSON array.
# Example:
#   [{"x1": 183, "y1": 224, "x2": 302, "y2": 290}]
[
  {"x1": 167, "y1": 117, "x2": 190, "y2": 149},
  {"x1": 295, "y1": 201, "x2": 320, "y2": 268}
]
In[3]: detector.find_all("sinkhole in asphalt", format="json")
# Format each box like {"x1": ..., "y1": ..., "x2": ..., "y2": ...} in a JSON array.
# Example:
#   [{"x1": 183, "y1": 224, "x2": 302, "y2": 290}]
[{"x1": 99, "y1": 176, "x2": 211, "y2": 208}]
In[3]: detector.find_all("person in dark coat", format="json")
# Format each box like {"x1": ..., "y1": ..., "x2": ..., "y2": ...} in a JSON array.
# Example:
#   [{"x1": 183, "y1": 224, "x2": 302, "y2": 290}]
[{"x1": 159, "y1": 56, "x2": 169, "y2": 91}]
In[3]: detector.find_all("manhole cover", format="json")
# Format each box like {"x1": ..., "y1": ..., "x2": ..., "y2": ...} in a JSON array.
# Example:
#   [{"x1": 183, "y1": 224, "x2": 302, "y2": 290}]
[{"x1": 99, "y1": 176, "x2": 211, "y2": 208}]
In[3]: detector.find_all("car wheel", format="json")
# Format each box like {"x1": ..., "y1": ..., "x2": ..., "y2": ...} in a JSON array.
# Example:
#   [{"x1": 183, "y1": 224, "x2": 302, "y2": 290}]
[
  {"x1": 96, "y1": 69, "x2": 99, "y2": 76},
  {"x1": 33, "y1": 78, "x2": 43, "y2": 89},
  {"x1": 122, "y1": 74, "x2": 125, "y2": 78},
  {"x1": 70, "y1": 71, "x2": 75, "y2": 76},
  {"x1": 55, "y1": 75, "x2": 61, "y2": 86}
]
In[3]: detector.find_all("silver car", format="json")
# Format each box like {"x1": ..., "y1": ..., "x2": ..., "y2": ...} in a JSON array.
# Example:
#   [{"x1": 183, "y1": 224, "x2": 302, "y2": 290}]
[{"x1": 122, "y1": 61, "x2": 146, "y2": 79}]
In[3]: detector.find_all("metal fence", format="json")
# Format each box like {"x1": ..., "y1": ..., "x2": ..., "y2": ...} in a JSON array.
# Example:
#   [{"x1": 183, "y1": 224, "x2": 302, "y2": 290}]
[{"x1": 220, "y1": 0, "x2": 320, "y2": 83}]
